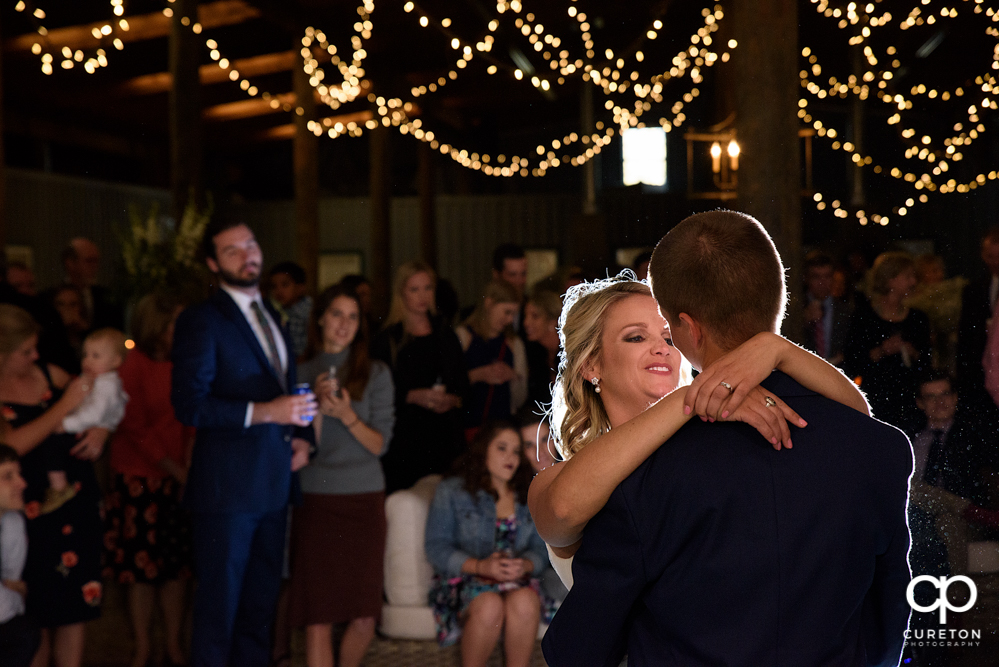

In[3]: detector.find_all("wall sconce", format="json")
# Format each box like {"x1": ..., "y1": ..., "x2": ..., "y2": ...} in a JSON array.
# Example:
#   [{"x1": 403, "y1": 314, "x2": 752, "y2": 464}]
[
  {"x1": 685, "y1": 126, "x2": 814, "y2": 200},
  {"x1": 687, "y1": 130, "x2": 739, "y2": 199}
]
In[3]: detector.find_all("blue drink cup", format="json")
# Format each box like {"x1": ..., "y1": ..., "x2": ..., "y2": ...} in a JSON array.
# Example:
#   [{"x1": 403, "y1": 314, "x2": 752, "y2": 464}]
[{"x1": 292, "y1": 383, "x2": 314, "y2": 423}]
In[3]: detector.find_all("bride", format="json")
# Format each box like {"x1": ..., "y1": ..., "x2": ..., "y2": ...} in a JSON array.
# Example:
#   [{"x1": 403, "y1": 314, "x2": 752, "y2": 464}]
[{"x1": 527, "y1": 274, "x2": 869, "y2": 588}]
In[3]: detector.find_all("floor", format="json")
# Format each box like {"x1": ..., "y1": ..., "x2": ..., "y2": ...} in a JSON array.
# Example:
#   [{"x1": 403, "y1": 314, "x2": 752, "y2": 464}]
[
  {"x1": 81, "y1": 579, "x2": 548, "y2": 667},
  {"x1": 79, "y1": 574, "x2": 999, "y2": 667}
]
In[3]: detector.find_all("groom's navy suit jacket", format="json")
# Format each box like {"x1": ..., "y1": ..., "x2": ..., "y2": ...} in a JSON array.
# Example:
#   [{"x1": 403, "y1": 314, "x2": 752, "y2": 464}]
[{"x1": 543, "y1": 372, "x2": 913, "y2": 667}]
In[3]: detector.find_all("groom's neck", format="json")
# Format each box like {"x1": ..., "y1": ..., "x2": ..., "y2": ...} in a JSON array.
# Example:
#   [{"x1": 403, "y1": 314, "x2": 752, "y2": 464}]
[{"x1": 695, "y1": 338, "x2": 735, "y2": 371}]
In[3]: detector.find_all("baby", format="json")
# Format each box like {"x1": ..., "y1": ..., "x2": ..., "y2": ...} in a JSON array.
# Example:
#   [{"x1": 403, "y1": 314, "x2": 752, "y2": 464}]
[{"x1": 44, "y1": 329, "x2": 129, "y2": 513}]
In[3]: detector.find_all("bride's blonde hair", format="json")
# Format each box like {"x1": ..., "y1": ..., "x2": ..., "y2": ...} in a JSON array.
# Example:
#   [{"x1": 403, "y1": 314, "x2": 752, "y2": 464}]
[{"x1": 549, "y1": 271, "x2": 692, "y2": 460}]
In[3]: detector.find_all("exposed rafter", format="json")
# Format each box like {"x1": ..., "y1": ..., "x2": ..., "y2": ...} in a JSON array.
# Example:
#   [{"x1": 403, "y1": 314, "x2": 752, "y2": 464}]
[
  {"x1": 4, "y1": 0, "x2": 260, "y2": 54},
  {"x1": 113, "y1": 51, "x2": 298, "y2": 96},
  {"x1": 252, "y1": 110, "x2": 375, "y2": 141}
]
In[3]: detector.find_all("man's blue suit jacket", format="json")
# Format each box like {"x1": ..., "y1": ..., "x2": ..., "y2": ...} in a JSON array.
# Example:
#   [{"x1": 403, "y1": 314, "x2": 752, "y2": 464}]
[
  {"x1": 543, "y1": 372, "x2": 913, "y2": 667},
  {"x1": 171, "y1": 289, "x2": 313, "y2": 514}
]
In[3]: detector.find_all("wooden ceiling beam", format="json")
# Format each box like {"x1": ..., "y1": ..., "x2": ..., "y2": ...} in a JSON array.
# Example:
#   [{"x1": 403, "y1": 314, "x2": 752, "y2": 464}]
[
  {"x1": 251, "y1": 110, "x2": 376, "y2": 141},
  {"x1": 114, "y1": 51, "x2": 298, "y2": 96},
  {"x1": 203, "y1": 92, "x2": 299, "y2": 122},
  {"x1": 4, "y1": 0, "x2": 260, "y2": 54}
]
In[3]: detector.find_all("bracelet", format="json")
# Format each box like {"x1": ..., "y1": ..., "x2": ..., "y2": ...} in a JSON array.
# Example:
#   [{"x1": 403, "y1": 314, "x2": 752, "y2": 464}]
[{"x1": 343, "y1": 416, "x2": 360, "y2": 429}]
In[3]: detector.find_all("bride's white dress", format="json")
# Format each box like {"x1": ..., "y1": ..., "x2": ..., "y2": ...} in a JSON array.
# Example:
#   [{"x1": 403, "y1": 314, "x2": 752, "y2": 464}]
[{"x1": 546, "y1": 544, "x2": 574, "y2": 590}]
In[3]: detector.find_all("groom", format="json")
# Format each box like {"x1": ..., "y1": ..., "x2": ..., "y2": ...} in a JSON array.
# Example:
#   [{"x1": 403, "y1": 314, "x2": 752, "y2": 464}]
[{"x1": 543, "y1": 211, "x2": 912, "y2": 666}]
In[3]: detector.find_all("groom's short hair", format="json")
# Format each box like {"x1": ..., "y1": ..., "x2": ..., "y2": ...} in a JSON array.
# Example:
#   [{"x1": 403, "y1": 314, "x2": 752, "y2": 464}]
[{"x1": 649, "y1": 210, "x2": 786, "y2": 350}]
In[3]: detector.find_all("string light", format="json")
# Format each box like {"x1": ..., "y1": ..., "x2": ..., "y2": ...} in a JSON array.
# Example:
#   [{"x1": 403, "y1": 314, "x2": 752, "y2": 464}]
[
  {"x1": 16, "y1": 0, "x2": 125, "y2": 75},
  {"x1": 799, "y1": 2, "x2": 999, "y2": 225}
]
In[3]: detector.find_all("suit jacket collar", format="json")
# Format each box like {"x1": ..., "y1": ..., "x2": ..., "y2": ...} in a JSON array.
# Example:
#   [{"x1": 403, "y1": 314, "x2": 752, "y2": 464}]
[{"x1": 211, "y1": 288, "x2": 290, "y2": 391}]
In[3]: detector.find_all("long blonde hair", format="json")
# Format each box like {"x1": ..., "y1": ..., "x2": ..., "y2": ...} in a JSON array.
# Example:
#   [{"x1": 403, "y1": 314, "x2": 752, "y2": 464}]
[
  {"x1": 0, "y1": 304, "x2": 40, "y2": 359},
  {"x1": 462, "y1": 279, "x2": 520, "y2": 340},
  {"x1": 549, "y1": 272, "x2": 692, "y2": 460},
  {"x1": 383, "y1": 260, "x2": 437, "y2": 329}
]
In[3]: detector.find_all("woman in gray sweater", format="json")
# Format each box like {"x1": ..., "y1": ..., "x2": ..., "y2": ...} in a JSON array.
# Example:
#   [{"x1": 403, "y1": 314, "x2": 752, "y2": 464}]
[{"x1": 290, "y1": 284, "x2": 395, "y2": 667}]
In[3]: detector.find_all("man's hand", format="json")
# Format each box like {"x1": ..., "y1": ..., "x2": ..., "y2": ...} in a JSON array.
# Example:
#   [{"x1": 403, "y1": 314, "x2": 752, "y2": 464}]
[
  {"x1": 291, "y1": 437, "x2": 310, "y2": 472},
  {"x1": 252, "y1": 394, "x2": 317, "y2": 427},
  {"x1": 70, "y1": 427, "x2": 109, "y2": 460}
]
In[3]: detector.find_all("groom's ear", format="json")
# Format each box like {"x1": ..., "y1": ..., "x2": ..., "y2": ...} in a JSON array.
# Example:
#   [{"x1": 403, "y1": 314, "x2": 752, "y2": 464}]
[{"x1": 678, "y1": 313, "x2": 704, "y2": 350}]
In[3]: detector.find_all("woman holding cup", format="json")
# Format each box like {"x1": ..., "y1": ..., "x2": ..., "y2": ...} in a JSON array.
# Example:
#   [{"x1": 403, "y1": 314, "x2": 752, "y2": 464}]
[{"x1": 290, "y1": 284, "x2": 395, "y2": 667}]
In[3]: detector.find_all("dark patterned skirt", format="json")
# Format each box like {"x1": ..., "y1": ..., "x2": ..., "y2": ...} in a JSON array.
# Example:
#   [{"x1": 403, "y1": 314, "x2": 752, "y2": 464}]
[
  {"x1": 23, "y1": 487, "x2": 104, "y2": 628},
  {"x1": 103, "y1": 473, "x2": 193, "y2": 585}
]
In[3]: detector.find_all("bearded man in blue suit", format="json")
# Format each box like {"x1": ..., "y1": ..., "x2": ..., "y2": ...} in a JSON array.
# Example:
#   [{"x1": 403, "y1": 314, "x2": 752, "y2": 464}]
[{"x1": 172, "y1": 220, "x2": 316, "y2": 667}]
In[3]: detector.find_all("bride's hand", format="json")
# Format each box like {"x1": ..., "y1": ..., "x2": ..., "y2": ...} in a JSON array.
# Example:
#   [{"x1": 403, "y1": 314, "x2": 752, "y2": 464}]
[
  {"x1": 684, "y1": 332, "x2": 803, "y2": 423},
  {"x1": 721, "y1": 386, "x2": 803, "y2": 450}
]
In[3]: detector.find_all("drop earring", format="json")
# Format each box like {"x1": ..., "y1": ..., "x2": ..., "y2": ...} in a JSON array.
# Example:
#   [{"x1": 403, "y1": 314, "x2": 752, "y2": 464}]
[{"x1": 590, "y1": 377, "x2": 601, "y2": 393}]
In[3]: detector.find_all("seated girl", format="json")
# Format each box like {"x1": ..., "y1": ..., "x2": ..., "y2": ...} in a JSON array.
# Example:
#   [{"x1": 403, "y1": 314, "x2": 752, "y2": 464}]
[{"x1": 425, "y1": 421, "x2": 551, "y2": 667}]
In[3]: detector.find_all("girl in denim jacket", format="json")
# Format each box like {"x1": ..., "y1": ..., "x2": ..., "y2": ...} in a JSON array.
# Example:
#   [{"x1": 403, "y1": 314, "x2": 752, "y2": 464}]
[{"x1": 425, "y1": 420, "x2": 551, "y2": 667}]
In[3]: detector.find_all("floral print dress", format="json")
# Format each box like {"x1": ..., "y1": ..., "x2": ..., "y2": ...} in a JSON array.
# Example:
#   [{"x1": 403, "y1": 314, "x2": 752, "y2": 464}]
[
  {"x1": 430, "y1": 516, "x2": 556, "y2": 647},
  {"x1": 3, "y1": 376, "x2": 103, "y2": 626}
]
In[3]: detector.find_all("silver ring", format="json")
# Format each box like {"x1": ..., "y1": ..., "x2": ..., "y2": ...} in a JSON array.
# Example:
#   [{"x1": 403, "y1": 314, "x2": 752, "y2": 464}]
[
  {"x1": 719, "y1": 381, "x2": 734, "y2": 394},
  {"x1": 764, "y1": 396, "x2": 777, "y2": 408}
]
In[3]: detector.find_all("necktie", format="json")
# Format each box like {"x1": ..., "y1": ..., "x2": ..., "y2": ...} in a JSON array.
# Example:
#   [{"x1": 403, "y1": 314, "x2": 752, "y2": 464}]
[
  {"x1": 250, "y1": 301, "x2": 286, "y2": 391},
  {"x1": 923, "y1": 429, "x2": 946, "y2": 486}
]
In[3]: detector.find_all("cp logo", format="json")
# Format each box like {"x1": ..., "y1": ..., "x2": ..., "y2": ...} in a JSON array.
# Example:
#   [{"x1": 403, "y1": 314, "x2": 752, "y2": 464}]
[{"x1": 906, "y1": 575, "x2": 978, "y2": 624}]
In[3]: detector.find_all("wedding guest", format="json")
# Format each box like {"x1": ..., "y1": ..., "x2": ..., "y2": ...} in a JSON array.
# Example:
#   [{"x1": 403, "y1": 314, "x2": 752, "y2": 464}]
[
  {"x1": 372, "y1": 261, "x2": 467, "y2": 493},
  {"x1": 105, "y1": 293, "x2": 192, "y2": 667},
  {"x1": 0, "y1": 305, "x2": 106, "y2": 667},
  {"x1": 291, "y1": 284, "x2": 394, "y2": 667},
  {"x1": 492, "y1": 244, "x2": 528, "y2": 332},
  {"x1": 800, "y1": 252, "x2": 851, "y2": 366},
  {"x1": 425, "y1": 421, "x2": 551, "y2": 667},
  {"x1": 269, "y1": 262, "x2": 313, "y2": 360},
  {"x1": 5, "y1": 262, "x2": 36, "y2": 298},
  {"x1": 0, "y1": 443, "x2": 39, "y2": 667},
  {"x1": 339, "y1": 274, "x2": 377, "y2": 335},
  {"x1": 845, "y1": 251, "x2": 931, "y2": 432},
  {"x1": 47, "y1": 329, "x2": 128, "y2": 514},
  {"x1": 905, "y1": 371, "x2": 989, "y2": 667},
  {"x1": 907, "y1": 254, "x2": 966, "y2": 372},
  {"x1": 171, "y1": 220, "x2": 316, "y2": 667},
  {"x1": 522, "y1": 289, "x2": 562, "y2": 412},
  {"x1": 0, "y1": 258, "x2": 73, "y2": 374},
  {"x1": 49, "y1": 285, "x2": 88, "y2": 374},
  {"x1": 44, "y1": 238, "x2": 122, "y2": 331},
  {"x1": 456, "y1": 281, "x2": 528, "y2": 432},
  {"x1": 957, "y1": 228, "x2": 999, "y2": 425}
]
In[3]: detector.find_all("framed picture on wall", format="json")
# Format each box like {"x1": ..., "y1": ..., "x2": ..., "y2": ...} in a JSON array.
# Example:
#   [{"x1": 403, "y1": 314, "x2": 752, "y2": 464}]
[
  {"x1": 4, "y1": 245, "x2": 34, "y2": 269},
  {"x1": 319, "y1": 252, "x2": 363, "y2": 291},
  {"x1": 526, "y1": 249, "x2": 558, "y2": 291}
]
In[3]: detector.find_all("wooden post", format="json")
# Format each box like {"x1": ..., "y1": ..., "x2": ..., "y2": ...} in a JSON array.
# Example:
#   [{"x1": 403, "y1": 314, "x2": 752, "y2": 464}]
[
  {"x1": 0, "y1": 10, "x2": 6, "y2": 250},
  {"x1": 732, "y1": 0, "x2": 803, "y2": 340},
  {"x1": 169, "y1": 0, "x2": 203, "y2": 219},
  {"x1": 293, "y1": 46, "x2": 319, "y2": 295},
  {"x1": 581, "y1": 83, "x2": 598, "y2": 216},
  {"x1": 850, "y1": 40, "x2": 865, "y2": 208},
  {"x1": 369, "y1": 122, "x2": 391, "y2": 318},
  {"x1": 417, "y1": 141, "x2": 437, "y2": 270}
]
